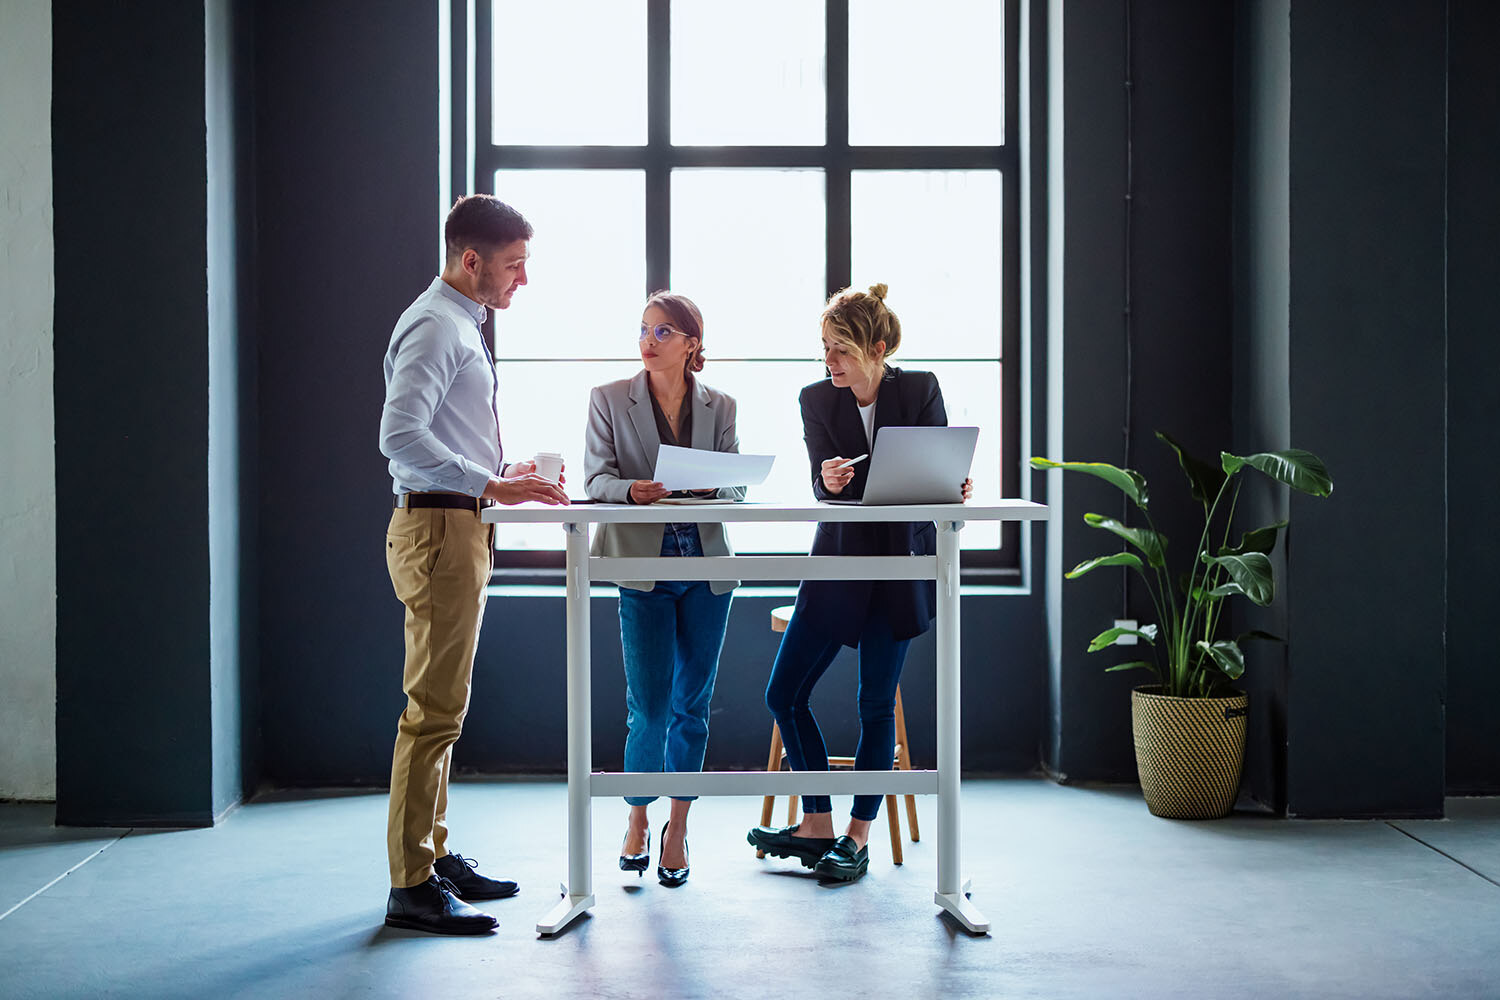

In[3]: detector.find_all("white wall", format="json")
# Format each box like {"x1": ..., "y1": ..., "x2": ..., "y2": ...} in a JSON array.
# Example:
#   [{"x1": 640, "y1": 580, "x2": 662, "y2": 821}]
[{"x1": 0, "y1": 0, "x2": 57, "y2": 801}]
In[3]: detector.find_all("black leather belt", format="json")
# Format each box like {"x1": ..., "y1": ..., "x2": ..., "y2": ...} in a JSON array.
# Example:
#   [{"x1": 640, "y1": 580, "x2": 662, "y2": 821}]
[{"x1": 393, "y1": 493, "x2": 493, "y2": 511}]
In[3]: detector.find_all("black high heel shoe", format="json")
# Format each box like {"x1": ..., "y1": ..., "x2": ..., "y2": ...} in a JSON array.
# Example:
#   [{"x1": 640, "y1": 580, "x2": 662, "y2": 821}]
[
  {"x1": 657, "y1": 821, "x2": 689, "y2": 888},
  {"x1": 619, "y1": 825, "x2": 650, "y2": 875}
]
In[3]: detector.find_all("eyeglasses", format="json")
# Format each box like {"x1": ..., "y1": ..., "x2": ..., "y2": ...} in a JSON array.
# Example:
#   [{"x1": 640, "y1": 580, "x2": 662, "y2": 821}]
[{"x1": 639, "y1": 323, "x2": 692, "y2": 344}]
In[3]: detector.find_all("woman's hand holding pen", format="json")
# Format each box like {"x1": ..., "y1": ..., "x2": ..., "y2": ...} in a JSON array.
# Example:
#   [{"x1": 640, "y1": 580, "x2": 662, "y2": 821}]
[
  {"x1": 629, "y1": 479, "x2": 671, "y2": 504},
  {"x1": 821, "y1": 455, "x2": 861, "y2": 494}
]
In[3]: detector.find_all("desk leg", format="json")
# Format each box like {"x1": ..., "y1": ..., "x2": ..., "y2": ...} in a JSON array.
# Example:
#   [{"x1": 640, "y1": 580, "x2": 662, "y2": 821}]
[
  {"x1": 537, "y1": 521, "x2": 596, "y2": 936},
  {"x1": 933, "y1": 520, "x2": 989, "y2": 935}
]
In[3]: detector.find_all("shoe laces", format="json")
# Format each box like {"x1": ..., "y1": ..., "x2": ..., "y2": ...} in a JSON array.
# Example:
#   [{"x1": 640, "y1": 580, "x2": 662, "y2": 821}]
[
  {"x1": 435, "y1": 875, "x2": 464, "y2": 898},
  {"x1": 448, "y1": 853, "x2": 480, "y2": 871}
]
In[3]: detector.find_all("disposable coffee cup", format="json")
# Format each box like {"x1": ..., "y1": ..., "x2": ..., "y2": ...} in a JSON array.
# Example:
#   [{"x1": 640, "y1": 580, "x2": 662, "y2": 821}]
[{"x1": 532, "y1": 451, "x2": 564, "y2": 482}]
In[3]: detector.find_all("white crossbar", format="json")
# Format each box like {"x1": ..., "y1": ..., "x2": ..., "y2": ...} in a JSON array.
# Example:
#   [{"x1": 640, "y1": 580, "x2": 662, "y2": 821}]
[
  {"x1": 589, "y1": 555, "x2": 937, "y2": 582},
  {"x1": 588, "y1": 769, "x2": 940, "y2": 798}
]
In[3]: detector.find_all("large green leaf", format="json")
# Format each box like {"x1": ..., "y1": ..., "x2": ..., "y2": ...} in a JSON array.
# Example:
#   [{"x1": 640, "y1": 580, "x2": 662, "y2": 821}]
[
  {"x1": 1156, "y1": 431, "x2": 1227, "y2": 506},
  {"x1": 1236, "y1": 629, "x2": 1284, "y2": 644},
  {"x1": 1066, "y1": 552, "x2": 1146, "y2": 579},
  {"x1": 1196, "y1": 639, "x2": 1246, "y2": 680},
  {"x1": 1030, "y1": 457, "x2": 1150, "y2": 510},
  {"x1": 1203, "y1": 551, "x2": 1274, "y2": 605},
  {"x1": 1084, "y1": 513, "x2": 1168, "y2": 568},
  {"x1": 1221, "y1": 449, "x2": 1333, "y2": 497},
  {"x1": 1105, "y1": 660, "x2": 1160, "y2": 677},
  {"x1": 1220, "y1": 521, "x2": 1287, "y2": 556},
  {"x1": 1087, "y1": 623, "x2": 1159, "y2": 653}
]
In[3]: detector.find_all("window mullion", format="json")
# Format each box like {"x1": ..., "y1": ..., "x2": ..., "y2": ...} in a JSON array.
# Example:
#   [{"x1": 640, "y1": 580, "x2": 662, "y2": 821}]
[
  {"x1": 826, "y1": 0, "x2": 851, "y2": 296},
  {"x1": 474, "y1": 0, "x2": 494, "y2": 184},
  {"x1": 646, "y1": 0, "x2": 670, "y2": 293}
]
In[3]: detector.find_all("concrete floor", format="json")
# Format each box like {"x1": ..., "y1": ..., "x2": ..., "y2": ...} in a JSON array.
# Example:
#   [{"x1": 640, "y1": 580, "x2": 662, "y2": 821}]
[{"x1": 1, "y1": 779, "x2": 1497, "y2": 1000}]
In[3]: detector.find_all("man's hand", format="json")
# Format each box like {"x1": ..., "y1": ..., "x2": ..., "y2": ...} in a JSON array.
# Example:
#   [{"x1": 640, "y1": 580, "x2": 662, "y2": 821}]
[
  {"x1": 484, "y1": 473, "x2": 569, "y2": 506},
  {"x1": 961, "y1": 477, "x2": 974, "y2": 502},
  {"x1": 505, "y1": 458, "x2": 566, "y2": 486},
  {"x1": 820, "y1": 457, "x2": 856, "y2": 495},
  {"x1": 629, "y1": 480, "x2": 671, "y2": 504}
]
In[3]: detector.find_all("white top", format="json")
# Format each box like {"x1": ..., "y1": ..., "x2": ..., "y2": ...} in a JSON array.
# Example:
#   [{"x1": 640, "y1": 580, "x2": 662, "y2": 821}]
[{"x1": 858, "y1": 400, "x2": 876, "y2": 448}]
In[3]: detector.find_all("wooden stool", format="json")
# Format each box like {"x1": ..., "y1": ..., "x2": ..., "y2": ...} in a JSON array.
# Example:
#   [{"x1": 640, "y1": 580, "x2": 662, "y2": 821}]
[{"x1": 756, "y1": 604, "x2": 921, "y2": 864}]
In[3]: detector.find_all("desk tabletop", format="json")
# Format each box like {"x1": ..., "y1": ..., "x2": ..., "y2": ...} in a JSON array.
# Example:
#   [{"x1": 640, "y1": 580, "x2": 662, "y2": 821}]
[{"x1": 481, "y1": 498, "x2": 1048, "y2": 525}]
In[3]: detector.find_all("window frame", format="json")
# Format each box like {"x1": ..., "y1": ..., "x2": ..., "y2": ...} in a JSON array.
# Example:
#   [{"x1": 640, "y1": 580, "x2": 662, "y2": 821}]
[{"x1": 457, "y1": 0, "x2": 1021, "y2": 585}]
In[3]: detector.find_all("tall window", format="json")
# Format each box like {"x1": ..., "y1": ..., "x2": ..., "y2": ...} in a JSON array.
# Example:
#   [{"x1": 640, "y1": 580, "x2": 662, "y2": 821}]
[{"x1": 458, "y1": 0, "x2": 1019, "y2": 579}]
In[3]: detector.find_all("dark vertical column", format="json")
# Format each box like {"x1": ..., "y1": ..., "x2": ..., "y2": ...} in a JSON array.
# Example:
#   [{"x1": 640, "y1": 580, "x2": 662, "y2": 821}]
[
  {"x1": 1284, "y1": 0, "x2": 1447, "y2": 816},
  {"x1": 1231, "y1": 0, "x2": 1293, "y2": 813},
  {"x1": 53, "y1": 2, "x2": 216, "y2": 825},
  {"x1": 1444, "y1": 0, "x2": 1500, "y2": 794},
  {"x1": 253, "y1": 0, "x2": 441, "y2": 783},
  {"x1": 1048, "y1": 1, "x2": 1233, "y2": 782},
  {"x1": 1051, "y1": 0, "x2": 1133, "y2": 781}
]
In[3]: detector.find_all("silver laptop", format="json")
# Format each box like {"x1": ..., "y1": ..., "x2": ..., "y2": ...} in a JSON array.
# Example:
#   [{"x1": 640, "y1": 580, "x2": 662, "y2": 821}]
[{"x1": 825, "y1": 426, "x2": 980, "y2": 505}]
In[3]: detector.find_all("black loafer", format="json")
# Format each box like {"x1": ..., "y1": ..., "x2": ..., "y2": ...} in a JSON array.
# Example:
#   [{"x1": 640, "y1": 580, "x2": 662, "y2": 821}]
[
  {"x1": 385, "y1": 875, "x2": 497, "y2": 935},
  {"x1": 434, "y1": 852, "x2": 520, "y2": 901},
  {"x1": 746, "y1": 823, "x2": 836, "y2": 868},
  {"x1": 813, "y1": 835, "x2": 869, "y2": 883}
]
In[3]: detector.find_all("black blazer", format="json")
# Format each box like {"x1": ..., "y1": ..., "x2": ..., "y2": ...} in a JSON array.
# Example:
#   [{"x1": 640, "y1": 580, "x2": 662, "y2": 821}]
[{"x1": 792, "y1": 367, "x2": 947, "y2": 646}]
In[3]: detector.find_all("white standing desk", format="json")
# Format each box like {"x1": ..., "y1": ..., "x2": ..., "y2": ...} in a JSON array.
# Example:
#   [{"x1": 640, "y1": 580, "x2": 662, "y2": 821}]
[{"x1": 481, "y1": 499, "x2": 1048, "y2": 936}]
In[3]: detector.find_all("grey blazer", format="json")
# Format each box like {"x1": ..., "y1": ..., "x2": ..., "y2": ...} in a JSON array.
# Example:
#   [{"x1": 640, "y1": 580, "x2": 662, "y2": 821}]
[{"x1": 584, "y1": 371, "x2": 746, "y2": 594}]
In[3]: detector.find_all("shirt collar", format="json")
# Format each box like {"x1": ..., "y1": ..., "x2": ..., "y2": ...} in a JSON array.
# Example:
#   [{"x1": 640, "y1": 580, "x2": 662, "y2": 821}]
[{"x1": 430, "y1": 276, "x2": 488, "y2": 328}]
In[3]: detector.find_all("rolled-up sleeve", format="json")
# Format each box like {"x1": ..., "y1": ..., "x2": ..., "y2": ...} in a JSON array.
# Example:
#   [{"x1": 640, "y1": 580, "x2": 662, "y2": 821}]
[{"x1": 380, "y1": 318, "x2": 494, "y2": 496}]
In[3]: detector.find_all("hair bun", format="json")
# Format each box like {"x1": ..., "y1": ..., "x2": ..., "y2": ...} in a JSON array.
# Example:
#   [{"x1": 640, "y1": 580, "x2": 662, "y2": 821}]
[{"x1": 868, "y1": 283, "x2": 889, "y2": 301}]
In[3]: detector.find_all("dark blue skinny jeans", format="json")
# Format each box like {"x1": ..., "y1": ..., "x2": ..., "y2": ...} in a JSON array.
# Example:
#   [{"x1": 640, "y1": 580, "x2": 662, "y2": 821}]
[
  {"x1": 764, "y1": 609, "x2": 911, "y2": 822},
  {"x1": 617, "y1": 523, "x2": 733, "y2": 806}
]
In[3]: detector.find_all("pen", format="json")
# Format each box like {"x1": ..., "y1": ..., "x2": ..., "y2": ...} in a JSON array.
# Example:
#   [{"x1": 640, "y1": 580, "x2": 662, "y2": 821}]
[{"x1": 833, "y1": 453, "x2": 868, "y2": 470}]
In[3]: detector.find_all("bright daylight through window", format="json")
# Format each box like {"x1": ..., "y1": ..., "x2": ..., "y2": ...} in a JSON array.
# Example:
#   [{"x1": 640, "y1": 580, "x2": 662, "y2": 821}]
[{"x1": 464, "y1": 0, "x2": 1016, "y2": 571}]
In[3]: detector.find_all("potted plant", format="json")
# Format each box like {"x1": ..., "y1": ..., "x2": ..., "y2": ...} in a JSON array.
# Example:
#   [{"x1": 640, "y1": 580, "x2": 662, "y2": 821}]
[{"x1": 1030, "y1": 433, "x2": 1333, "y2": 818}]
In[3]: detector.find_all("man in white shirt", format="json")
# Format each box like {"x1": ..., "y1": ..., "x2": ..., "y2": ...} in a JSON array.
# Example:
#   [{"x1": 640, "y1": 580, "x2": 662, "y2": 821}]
[{"x1": 379, "y1": 195, "x2": 567, "y2": 934}]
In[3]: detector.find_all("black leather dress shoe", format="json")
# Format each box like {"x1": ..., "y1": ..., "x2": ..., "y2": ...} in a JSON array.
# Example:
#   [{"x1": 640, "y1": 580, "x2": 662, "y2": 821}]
[
  {"x1": 813, "y1": 835, "x2": 869, "y2": 883},
  {"x1": 620, "y1": 825, "x2": 650, "y2": 874},
  {"x1": 434, "y1": 852, "x2": 520, "y2": 901},
  {"x1": 746, "y1": 823, "x2": 837, "y2": 868},
  {"x1": 657, "y1": 822, "x2": 689, "y2": 888},
  {"x1": 385, "y1": 876, "x2": 497, "y2": 935}
]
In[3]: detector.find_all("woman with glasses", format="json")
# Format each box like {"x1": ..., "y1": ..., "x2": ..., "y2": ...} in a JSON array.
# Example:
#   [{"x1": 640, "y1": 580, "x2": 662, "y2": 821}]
[
  {"x1": 584, "y1": 290, "x2": 743, "y2": 888},
  {"x1": 746, "y1": 283, "x2": 972, "y2": 884}
]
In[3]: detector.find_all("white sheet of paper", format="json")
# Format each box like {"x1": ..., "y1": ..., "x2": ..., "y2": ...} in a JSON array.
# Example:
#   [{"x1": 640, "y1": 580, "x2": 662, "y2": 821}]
[{"x1": 652, "y1": 445, "x2": 774, "y2": 491}]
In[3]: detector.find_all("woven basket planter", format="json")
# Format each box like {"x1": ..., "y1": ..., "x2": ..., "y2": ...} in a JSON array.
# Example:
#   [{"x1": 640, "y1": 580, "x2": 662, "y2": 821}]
[{"x1": 1131, "y1": 686, "x2": 1248, "y2": 819}]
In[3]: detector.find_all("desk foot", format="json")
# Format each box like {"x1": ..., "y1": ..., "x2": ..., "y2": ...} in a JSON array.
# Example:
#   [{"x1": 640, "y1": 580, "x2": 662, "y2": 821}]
[
  {"x1": 536, "y1": 883, "x2": 595, "y2": 937},
  {"x1": 935, "y1": 884, "x2": 990, "y2": 935}
]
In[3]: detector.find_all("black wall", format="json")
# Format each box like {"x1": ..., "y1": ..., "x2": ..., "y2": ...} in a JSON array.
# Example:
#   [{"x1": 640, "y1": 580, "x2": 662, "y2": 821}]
[
  {"x1": 1444, "y1": 0, "x2": 1500, "y2": 795},
  {"x1": 48, "y1": 1, "x2": 1499, "y2": 822},
  {"x1": 246, "y1": 0, "x2": 1051, "y2": 786},
  {"x1": 54, "y1": 1, "x2": 221, "y2": 825},
  {"x1": 1281, "y1": 1, "x2": 1448, "y2": 818},
  {"x1": 1048, "y1": 0, "x2": 1234, "y2": 782},
  {"x1": 1231, "y1": 0, "x2": 1488, "y2": 816},
  {"x1": 1231, "y1": 0, "x2": 1293, "y2": 813}
]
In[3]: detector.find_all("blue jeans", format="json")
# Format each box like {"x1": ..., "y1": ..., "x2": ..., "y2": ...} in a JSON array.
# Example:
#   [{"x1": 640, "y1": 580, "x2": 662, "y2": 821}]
[
  {"x1": 618, "y1": 524, "x2": 733, "y2": 806},
  {"x1": 764, "y1": 610, "x2": 911, "y2": 822}
]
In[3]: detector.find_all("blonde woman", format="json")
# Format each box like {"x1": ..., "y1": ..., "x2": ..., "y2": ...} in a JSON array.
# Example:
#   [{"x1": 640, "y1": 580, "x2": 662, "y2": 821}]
[
  {"x1": 747, "y1": 283, "x2": 971, "y2": 883},
  {"x1": 584, "y1": 291, "x2": 743, "y2": 888}
]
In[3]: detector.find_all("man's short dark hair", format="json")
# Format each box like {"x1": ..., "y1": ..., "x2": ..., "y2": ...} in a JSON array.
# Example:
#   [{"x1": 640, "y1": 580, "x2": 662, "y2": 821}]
[{"x1": 444, "y1": 195, "x2": 533, "y2": 260}]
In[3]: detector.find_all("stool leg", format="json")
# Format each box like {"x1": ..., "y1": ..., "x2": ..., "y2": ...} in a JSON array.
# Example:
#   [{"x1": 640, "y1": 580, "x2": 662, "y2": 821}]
[
  {"x1": 895, "y1": 687, "x2": 920, "y2": 842},
  {"x1": 757, "y1": 723, "x2": 784, "y2": 857},
  {"x1": 885, "y1": 795, "x2": 903, "y2": 864}
]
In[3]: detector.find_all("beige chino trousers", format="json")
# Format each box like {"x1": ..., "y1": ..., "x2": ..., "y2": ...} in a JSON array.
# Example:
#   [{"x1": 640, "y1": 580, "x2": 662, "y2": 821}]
[{"x1": 385, "y1": 505, "x2": 493, "y2": 888}]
